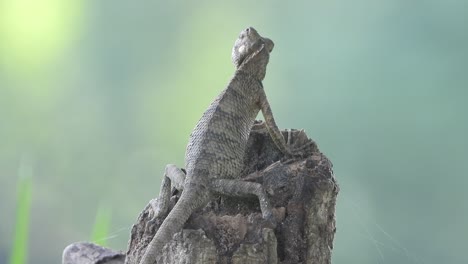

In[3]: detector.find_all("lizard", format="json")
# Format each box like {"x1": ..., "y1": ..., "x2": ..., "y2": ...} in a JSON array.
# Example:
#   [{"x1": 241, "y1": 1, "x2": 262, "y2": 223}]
[{"x1": 138, "y1": 27, "x2": 292, "y2": 264}]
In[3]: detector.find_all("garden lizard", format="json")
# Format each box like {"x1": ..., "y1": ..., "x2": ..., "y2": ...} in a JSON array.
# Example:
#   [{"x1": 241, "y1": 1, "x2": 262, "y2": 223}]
[{"x1": 139, "y1": 27, "x2": 291, "y2": 264}]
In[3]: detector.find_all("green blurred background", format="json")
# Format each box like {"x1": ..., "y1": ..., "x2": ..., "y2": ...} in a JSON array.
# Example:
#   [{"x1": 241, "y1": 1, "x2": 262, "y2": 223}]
[{"x1": 1, "y1": 0, "x2": 467, "y2": 263}]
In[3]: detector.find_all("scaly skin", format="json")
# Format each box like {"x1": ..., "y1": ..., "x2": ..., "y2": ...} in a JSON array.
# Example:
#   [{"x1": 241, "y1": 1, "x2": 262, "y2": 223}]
[{"x1": 138, "y1": 27, "x2": 291, "y2": 264}]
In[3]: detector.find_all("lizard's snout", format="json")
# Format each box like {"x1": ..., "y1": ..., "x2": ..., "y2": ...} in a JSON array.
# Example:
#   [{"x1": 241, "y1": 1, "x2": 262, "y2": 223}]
[
  {"x1": 263, "y1": 38, "x2": 274, "y2": 53},
  {"x1": 246, "y1": 27, "x2": 257, "y2": 34}
]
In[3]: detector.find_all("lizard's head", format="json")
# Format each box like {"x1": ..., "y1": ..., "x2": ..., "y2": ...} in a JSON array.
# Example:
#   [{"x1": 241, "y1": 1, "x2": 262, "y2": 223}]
[{"x1": 232, "y1": 27, "x2": 274, "y2": 69}]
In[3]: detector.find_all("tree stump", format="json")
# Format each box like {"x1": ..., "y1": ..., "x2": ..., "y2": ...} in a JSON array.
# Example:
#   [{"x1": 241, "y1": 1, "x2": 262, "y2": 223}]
[{"x1": 63, "y1": 123, "x2": 339, "y2": 264}]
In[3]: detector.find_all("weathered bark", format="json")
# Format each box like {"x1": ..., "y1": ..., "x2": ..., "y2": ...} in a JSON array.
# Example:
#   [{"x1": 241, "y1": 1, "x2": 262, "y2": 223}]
[
  {"x1": 62, "y1": 242, "x2": 125, "y2": 264},
  {"x1": 63, "y1": 123, "x2": 339, "y2": 264}
]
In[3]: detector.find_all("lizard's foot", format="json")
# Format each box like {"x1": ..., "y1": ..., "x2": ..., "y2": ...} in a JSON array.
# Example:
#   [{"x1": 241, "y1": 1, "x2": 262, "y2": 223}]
[
  {"x1": 263, "y1": 211, "x2": 278, "y2": 229},
  {"x1": 284, "y1": 129, "x2": 315, "y2": 159},
  {"x1": 145, "y1": 198, "x2": 162, "y2": 233}
]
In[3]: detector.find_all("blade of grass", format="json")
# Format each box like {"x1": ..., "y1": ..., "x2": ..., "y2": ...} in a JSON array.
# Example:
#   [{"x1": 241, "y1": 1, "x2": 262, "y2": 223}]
[
  {"x1": 90, "y1": 204, "x2": 112, "y2": 246},
  {"x1": 9, "y1": 156, "x2": 33, "y2": 264}
]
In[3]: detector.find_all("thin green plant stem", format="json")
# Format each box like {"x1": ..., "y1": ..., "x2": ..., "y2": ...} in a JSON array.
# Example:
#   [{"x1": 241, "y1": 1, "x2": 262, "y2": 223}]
[{"x1": 10, "y1": 157, "x2": 33, "y2": 264}]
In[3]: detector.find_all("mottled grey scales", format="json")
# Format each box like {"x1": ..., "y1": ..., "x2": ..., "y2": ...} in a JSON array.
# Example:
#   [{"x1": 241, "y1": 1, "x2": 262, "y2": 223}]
[{"x1": 137, "y1": 27, "x2": 293, "y2": 264}]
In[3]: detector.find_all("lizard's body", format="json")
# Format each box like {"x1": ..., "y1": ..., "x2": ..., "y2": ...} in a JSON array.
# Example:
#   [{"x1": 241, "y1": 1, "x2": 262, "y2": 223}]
[
  {"x1": 186, "y1": 73, "x2": 263, "y2": 181},
  {"x1": 138, "y1": 27, "x2": 290, "y2": 264}
]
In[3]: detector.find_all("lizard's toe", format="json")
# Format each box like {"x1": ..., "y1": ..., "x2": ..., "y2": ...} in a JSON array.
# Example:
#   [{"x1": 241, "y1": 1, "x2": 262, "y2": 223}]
[{"x1": 145, "y1": 218, "x2": 157, "y2": 234}]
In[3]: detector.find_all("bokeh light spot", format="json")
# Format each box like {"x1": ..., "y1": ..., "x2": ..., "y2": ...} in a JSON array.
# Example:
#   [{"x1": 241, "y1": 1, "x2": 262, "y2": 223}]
[{"x1": 0, "y1": 0, "x2": 83, "y2": 76}]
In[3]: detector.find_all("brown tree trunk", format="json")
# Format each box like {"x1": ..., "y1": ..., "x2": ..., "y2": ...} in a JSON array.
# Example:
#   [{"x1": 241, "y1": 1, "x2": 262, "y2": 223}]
[{"x1": 63, "y1": 124, "x2": 339, "y2": 264}]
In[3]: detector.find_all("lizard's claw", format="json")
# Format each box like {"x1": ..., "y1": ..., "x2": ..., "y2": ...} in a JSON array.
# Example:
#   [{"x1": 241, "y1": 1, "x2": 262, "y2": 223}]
[
  {"x1": 284, "y1": 129, "x2": 297, "y2": 157},
  {"x1": 286, "y1": 129, "x2": 294, "y2": 157}
]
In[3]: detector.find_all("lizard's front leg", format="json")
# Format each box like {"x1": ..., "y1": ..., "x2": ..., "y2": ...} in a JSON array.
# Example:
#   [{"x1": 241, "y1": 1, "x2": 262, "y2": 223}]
[
  {"x1": 147, "y1": 164, "x2": 186, "y2": 231},
  {"x1": 259, "y1": 90, "x2": 292, "y2": 156},
  {"x1": 210, "y1": 178, "x2": 276, "y2": 226}
]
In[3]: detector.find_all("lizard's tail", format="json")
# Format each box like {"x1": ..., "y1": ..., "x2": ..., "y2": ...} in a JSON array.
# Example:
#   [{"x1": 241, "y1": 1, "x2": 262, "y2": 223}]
[{"x1": 139, "y1": 186, "x2": 209, "y2": 264}]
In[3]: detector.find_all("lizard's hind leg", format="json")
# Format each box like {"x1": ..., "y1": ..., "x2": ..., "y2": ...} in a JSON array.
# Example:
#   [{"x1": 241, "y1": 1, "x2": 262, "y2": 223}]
[
  {"x1": 210, "y1": 179, "x2": 276, "y2": 226},
  {"x1": 147, "y1": 165, "x2": 186, "y2": 229}
]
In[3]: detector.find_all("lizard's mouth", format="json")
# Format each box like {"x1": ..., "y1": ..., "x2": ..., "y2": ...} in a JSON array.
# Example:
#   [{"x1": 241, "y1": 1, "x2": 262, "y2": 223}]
[
  {"x1": 239, "y1": 45, "x2": 263, "y2": 65},
  {"x1": 237, "y1": 39, "x2": 272, "y2": 66}
]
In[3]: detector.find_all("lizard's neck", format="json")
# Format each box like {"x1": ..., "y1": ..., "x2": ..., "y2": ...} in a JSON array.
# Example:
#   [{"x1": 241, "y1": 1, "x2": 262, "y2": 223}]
[
  {"x1": 236, "y1": 66, "x2": 266, "y2": 82},
  {"x1": 236, "y1": 46, "x2": 270, "y2": 81}
]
